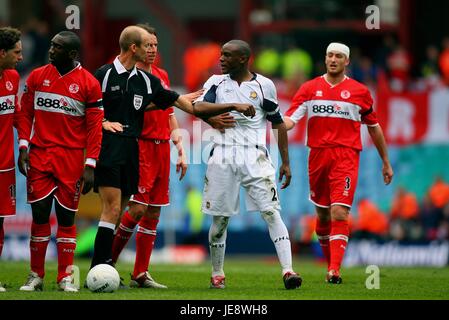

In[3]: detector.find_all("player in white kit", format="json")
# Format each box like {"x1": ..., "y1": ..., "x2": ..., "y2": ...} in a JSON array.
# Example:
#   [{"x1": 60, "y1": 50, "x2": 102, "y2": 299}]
[{"x1": 195, "y1": 40, "x2": 301, "y2": 290}]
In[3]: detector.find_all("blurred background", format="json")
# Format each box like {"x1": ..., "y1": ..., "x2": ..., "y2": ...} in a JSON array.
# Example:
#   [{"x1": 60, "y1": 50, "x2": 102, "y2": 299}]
[{"x1": 2, "y1": 0, "x2": 449, "y2": 267}]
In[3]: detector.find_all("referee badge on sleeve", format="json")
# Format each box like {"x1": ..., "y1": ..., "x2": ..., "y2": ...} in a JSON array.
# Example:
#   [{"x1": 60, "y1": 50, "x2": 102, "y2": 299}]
[{"x1": 133, "y1": 94, "x2": 143, "y2": 110}]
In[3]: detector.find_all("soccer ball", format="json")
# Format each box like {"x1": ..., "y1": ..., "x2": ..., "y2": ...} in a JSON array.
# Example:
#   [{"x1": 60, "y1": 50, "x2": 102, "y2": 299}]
[{"x1": 86, "y1": 264, "x2": 120, "y2": 293}]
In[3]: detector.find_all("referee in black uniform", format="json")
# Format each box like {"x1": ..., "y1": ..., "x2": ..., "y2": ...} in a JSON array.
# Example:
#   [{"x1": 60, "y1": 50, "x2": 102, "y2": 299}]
[{"x1": 90, "y1": 25, "x2": 256, "y2": 270}]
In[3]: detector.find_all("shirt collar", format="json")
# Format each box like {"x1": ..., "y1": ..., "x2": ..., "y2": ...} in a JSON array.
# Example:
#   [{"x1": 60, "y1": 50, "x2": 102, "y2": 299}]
[{"x1": 113, "y1": 56, "x2": 138, "y2": 77}]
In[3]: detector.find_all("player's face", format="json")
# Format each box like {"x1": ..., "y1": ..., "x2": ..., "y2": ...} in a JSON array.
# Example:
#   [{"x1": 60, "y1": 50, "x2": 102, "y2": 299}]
[
  {"x1": 325, "y1": 51, "x2": 349, "y2": 76},
  {"x1": 220, "y1": 43, "x2": 243, "y2": 75},
  {"x1": 0, "y1": 41, "x2": 23, "y2": 69},
  {"x1": 49, "y1": 35, "x2": 71, "y2": 66},
  {"x1": 145, "y1": 33, "x2": 158, "y2": 65}
]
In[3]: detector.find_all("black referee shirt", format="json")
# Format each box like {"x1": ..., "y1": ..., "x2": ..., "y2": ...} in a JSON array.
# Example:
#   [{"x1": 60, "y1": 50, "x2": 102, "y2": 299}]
[{"x1": 94, "y1": 57, "x2": 179, "y2": 138}]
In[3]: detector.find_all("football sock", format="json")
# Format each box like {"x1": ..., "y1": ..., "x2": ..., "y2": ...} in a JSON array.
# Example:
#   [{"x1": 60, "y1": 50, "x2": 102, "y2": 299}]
[
  {"x1": 261, "y1": 210, "x2": 293, "y2": 275},
  {"x1": 112, "y1": 211, "x2": 138, "y2": 264},
  {"x1": 315, "y1": 218, "x2": 331, "y2": 267},
  {"x1": 329, "y1": 219, "x2": 349, "y2": 273},
  {"x1": 30, "y1": 222, "x2": 51, "y2": 278},
  {"x1": 209, "y1": 216, "x2": 229, "y2": 277},
  {"x1": 133, "y1": 216, "x2": 159, "y2": 278},
  {"x1": 56, "y1": 225, "x2": 77, "y2": 282},
  {"x1": 90, "y1": 221, "x2": 115, "y2": 269}
]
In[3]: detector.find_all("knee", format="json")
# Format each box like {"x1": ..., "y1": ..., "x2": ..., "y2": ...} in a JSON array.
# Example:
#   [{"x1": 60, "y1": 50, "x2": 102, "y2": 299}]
[
  {"x1": 330, "y1": 205, "x2": 349, "y2": 221},
  {"x1": 129, "y1": 204, "x2": 148, "y2": 221},
  {"x1": 261, "y1": 209, "x2": 280, "y2": 224}
]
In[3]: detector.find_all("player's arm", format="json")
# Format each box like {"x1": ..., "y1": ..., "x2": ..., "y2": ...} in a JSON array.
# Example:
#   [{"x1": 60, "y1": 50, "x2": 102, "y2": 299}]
[
  {"x1": 193, "y1": 101, "x2": 255, "y2": 118},
  {"x1": 284, "y1": 84, "x2": 309, "y2": 131},
  {"x1": 169, "y1": 114, "x2": 187, "y2": 180},
  {"x1": 82, "y1": 81, "x2": 105, "y2": 194},
  {"x1": 17, "y1": 72, "x2": 37, "y2": 176},
  {"x1": 367, "y1": 124, "x2": 393, "y2": 185},
  {"x1": 272, "y1": 121, "x2": 292, "y2": 189},
  {"x1": 262, "y1": 80, "x2": 291, "y2": 189}
]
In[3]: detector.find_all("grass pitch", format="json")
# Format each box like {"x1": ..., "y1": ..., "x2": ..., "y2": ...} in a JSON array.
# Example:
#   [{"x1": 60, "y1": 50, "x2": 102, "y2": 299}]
[{"x1": 0, "y1": 257, "x2": 448, "y2": 300}]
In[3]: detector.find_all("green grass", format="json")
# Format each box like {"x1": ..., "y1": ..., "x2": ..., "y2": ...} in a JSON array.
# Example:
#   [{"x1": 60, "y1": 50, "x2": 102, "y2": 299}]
[{"x1": 1, "y1": 258, "x2": 448, "y2": 300}]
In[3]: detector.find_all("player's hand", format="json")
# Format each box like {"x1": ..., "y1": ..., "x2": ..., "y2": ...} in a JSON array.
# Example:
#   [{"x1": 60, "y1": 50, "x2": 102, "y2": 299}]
[
  {"x1": 18, "y1": 148, "x2": 30, "y2": 177},
  {"x1": 234, "y1": 103, "x2": 255, "y2": 118},
  {"x1": 176, "y1": 146, "x2": 188, "y2": 181},
  {"x1": 103, "y1": 121, "x2": 123, "y2": 133},
  {"x1": 382, "y1": 162, "x2": 393, "y2": 185},
  {"x1": 182, "y1": 89, "x2": 204, "y2": 102},
  {"x1": 279, "y1": 163, "x2": 292, "y2": 189},
  {"x1": 81, "y1": 166, "x2": 95, "y2": 194},
  {"x1": 207, "y1": 113, "x2": 236, "y2": 133}
]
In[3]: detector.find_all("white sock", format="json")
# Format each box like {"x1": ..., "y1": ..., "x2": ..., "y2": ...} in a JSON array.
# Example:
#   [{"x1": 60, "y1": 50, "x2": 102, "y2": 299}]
[
  {"x1": 261, "y1": 210, "x2": 293, "y2": 275},
  {"x1": 208, "y1": 216, "x2": 229, "y2": 277}
]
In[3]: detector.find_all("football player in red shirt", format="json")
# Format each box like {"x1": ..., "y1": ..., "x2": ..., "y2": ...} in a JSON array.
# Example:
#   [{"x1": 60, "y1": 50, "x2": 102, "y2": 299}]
[
  {"x1": 284, "y1": 42, "x2": 393, "y2": 284},
  {"x1": 0, "y1": 26, "x2": 22, "y2": 293},
  {"x1": 17, "y1": 31, "x2": 104, "y2": 292}
]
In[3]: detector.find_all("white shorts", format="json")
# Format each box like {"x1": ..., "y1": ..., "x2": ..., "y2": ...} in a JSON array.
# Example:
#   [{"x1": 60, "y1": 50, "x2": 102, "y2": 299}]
[{"x1": 202, "y1": 145, "x2": 281, "y2": 216}]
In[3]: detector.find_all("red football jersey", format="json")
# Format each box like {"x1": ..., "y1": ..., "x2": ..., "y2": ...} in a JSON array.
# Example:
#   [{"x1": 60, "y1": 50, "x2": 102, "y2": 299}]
[
  {"x1": 140, "y1": 65, "x2": 174, "y2": 140},
  {"x1": 285, "y1": 75, "x2": 378, "y2": 150},
  {"x1": 0, "y1": 69, "x2": 20, "y2": 170},
  {"x1": 18, "y1": 63, "x2": 104, "y2": 161}
]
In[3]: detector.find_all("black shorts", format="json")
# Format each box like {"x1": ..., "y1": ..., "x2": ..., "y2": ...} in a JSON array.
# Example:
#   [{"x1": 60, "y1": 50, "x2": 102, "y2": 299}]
[{"x1": 94, "y1": 133, "x2": 139, "y2": 196}]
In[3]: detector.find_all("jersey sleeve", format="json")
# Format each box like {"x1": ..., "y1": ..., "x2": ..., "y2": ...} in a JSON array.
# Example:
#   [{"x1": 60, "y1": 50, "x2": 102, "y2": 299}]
[
  {"x1": 260, "y1": 79, "x2": 283, "y2": 124},
  {"x1": 284, "y1": 82, "x2": 309, "y2": 123},
  {"x1": 12, "y1": 71, "x2": 21, "y2": 131},
  {"x1": 17, "y1": 70, "x2": 37, "y2": 148},
  {"x1": 150, "y1": 76, "x2": 180, "y2": 110},
  {"x1": 195, "y1": 75, "x2": 220, "y2": 103},
  {"x1": 84, "y1": 75, "x2": 104, "y2": 165},
  {"x1": 161, "y1": 69, "x2": 174, "y2": 114},
  {"x1": 360, "y1": 88, "x2": 378, "y2": 126}
]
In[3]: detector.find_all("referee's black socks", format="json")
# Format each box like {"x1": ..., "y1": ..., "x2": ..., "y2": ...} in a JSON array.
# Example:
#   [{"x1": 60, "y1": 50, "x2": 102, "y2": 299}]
[{"x1": 90, "y1": 221, "x2": 116, "y2": 269}]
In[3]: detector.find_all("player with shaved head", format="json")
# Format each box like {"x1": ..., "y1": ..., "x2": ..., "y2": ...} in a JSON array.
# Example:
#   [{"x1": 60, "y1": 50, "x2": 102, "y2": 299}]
[
  {"x1": 17, "y1": 31, "x2": 104, "y2": 292},
  {"x1": 195, "y1": 39, "x2": 302, "y2": 290}
]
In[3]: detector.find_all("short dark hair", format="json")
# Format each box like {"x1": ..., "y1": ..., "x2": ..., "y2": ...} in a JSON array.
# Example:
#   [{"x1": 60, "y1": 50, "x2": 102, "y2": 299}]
[
  {"x1": 56, "y1": 31, "x2": 81, "y2": 51},
  {"x1": 136, "y1": 23, "x2": 157, "y2": 36},
  {"x1": 226, "y1": 39, "x2": 251, "y2": 59},
  {"x1": 0, "y1": 27, "x2": 21, "y2": 51}
]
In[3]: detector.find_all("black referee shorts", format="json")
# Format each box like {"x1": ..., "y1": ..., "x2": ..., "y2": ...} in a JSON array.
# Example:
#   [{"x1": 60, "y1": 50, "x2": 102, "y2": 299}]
[{"x1": 94, "y1": 133, "x2": 139, "y2": 196}]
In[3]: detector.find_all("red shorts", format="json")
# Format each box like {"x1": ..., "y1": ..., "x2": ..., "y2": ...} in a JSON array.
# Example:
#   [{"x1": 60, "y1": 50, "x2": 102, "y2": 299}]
[
  {"x1": 308, "y1": 147, "x2": 360, "y2": 208},
  {"x1": 0, "y1": 169, "x2": 16, "y2": 217},
  {"x1": 130, "y1": 139, "x2": 170, "y2": 206},
  {"x1": 27, "y1": 146, "x2": 84, "y2": 211}
]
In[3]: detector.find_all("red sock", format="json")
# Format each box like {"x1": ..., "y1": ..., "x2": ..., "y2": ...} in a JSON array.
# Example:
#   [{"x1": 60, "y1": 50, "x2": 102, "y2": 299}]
[
  {"x1": 329, "y1": 220, "x2": 349, "y2": 273},
  {"x1": 315, "y1": 218, "x2": 331, "y2": 267},
  {"x1": 0, "y1": 224, "x2": 4, "y2": 256},
  {"x1": 56, "y1": 225, "x2": 77, "y2": 282},
  {"x1": 30, "y1": 222, "x2": 51, "y2": 278},
  {"x1": 133, "y1": 217, "x2": 159, "y2": 278},
  {"x1": 112, "y1": 211, "x2": 138, "y2": 264}
]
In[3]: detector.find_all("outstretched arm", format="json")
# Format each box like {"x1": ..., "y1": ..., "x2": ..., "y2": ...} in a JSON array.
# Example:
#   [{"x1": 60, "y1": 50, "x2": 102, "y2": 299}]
[
  {"x1": 193, "y1": 101, "x2": 255, "y2": 118},
  {"x1": 272, "y1": 121, "x2": 292, "y2": 189},
  {"x1": 368, "y1": 125, "x2": 393, "y2": 185}
]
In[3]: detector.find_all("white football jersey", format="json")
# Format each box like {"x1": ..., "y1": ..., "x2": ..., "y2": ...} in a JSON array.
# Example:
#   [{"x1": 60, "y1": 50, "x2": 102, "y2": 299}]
[{"x1": 196, "y1": 73, "x2": 283, "y2": 147}]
